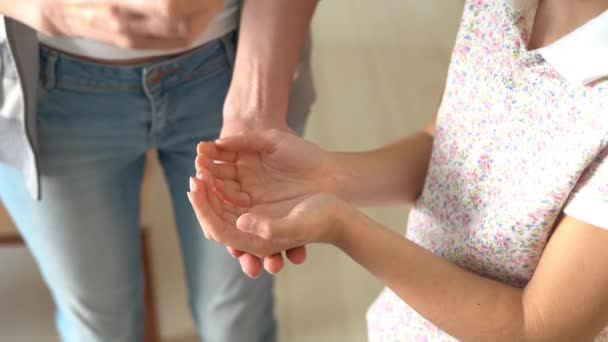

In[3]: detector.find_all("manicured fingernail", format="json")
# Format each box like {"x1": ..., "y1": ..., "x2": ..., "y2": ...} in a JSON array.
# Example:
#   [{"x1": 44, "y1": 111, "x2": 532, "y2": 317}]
[
  {"x1": 237, "y1": 215, "x2": 253, "y2": 232},
  {"x1": 189, "y1": 177, "x2": 195, "y2": 191}
]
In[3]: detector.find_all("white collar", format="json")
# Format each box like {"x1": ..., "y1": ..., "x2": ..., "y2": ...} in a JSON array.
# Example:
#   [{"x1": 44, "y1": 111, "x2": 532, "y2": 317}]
[{"x1": 506, "y1": 0, "x2": 608, "y2": 86}]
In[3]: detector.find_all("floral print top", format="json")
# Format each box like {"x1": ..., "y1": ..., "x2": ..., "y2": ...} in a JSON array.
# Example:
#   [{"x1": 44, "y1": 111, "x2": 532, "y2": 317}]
[{"x1": 367, "y1": 1, "x2": 608, "y2": 340}]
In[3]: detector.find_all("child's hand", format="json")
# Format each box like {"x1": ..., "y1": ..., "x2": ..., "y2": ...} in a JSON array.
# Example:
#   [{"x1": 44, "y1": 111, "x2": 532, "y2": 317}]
[
  {"x1": 191, "y1": 130, "x2": 340, "y2": 276},
  {"x1": 197, "y1": 129, "x2": 335, "y2": 207},
  {"x1": 188, "y1": 174, "x2": 346, "y2": 258}
]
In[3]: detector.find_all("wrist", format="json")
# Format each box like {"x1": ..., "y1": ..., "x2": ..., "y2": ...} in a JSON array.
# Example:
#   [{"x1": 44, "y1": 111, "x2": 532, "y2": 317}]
[
  {"x1": 321, "y1": 152, "x2": 353, "y2": 200},
  {"x1": 220, "y1": 115, "x2": 291, "y2": 138},
  {"x1": 223, "y1": 98, "x2": 287, "y2": 124},
  {"x1": 327, "y1": 198, "x2": 357, "y2": 248},
  {"x1": 224, "y1": 61, "x2": 290, "y2": 123}
]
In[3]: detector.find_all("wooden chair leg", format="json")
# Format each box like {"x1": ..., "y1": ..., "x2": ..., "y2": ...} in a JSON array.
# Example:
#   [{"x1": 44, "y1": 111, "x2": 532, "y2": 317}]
[{"x1": 141, "y1": 229, "x2": 161, "y2": 342}]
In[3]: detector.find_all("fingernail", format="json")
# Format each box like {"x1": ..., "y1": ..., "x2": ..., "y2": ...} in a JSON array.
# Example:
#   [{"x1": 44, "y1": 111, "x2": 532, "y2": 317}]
[
  {"x1": 189, "y1": 177, "x2": 195, "y2": 191},
  {"x1": 237, "y1": 215, "x2": 253, "y2": 232},
  {"x1": 196, "y1": 171, "x2": 203, "y2": 179}
]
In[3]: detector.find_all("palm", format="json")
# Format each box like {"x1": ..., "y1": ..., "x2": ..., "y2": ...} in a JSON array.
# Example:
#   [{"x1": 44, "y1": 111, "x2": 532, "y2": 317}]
[
  {"x1": 189, "y1": 175, "x2": 299, "y2": 256},
  {"x1": 193, "y1": 130, "x2": 333, "y2": 276},
  {"x1": 237, "y1": 151, "x2": 322, "y2": 204},
  {"x1": 198, "y1": 130, "x2": 331, "y2": 206},
  {"x1": 189, "y1": 175, "x2": 336, "y2": 256}
]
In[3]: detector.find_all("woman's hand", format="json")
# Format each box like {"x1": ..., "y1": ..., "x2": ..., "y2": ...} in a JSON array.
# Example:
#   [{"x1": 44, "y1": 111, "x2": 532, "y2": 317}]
[
  {"x1": 198, "y1": 129, "x2": 336, "y2": 207},
  {"x1": 192, "y1": 130, "x2": 339, "y2": 277},
  {"x1": 215, "y1": 122, "x2": 298, "y2": 277},
  {"x1": 188, "y1": 173, "x2": 346, "y2": 258},
  {"x1": 3, "y1": 0, "x2": 223, "y2": 50}
]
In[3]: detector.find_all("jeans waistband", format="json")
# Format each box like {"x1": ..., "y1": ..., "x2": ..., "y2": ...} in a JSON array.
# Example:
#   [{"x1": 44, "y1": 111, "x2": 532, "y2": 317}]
[{"x1": 39, "y1": 31, "x2": 236, "y2": 94}]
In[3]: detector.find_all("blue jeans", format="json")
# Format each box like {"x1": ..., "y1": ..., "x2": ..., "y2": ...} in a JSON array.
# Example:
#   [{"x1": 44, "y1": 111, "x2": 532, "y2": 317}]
[{"x1": 0, "y1": 33, "x2": 311, "y2": 342}]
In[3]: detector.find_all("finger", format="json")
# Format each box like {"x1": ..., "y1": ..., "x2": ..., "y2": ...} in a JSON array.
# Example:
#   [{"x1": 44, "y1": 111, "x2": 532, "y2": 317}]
[
  {"x1": 119, "y1": 0, "x2": 222, "y2": 19},
  {"x1": 73, "y1": 8, "x2": 192, "y2": 50},
  {"x1": 264, "y1": 253, "x2": 285, "y2": 275},
  {"x1": 188, "y1": 175, "x2": 233, "y2": 242},
  {"x1": 110, "y1": 0, "x2": 222, "y2": 44},
  {"x1": 191, "y1": 173, "x2": 223, "y2": 214},
  {"x1": 187, "y1": 190, "x2": 222, "y2": 241},
  {"x1": 214, "y1": 179, "x2": 252, "y2": 208},
  {"x1": 190, "y1": 176, "x2": 221, "y2": 213},
  {"x1": 189, "y1": 180, "x2": 266, "y2": 252},
  {"x1": 189, "y1": 175, "x2": 202, "y2": 192},
  {"x1": 221, "y1": 210, "x2": 238, "y2": 223},
  {"x1": 197, "y1": 142, "x2": 216, "y2": 157},
  {"x1": 217, "y1": 195, "x2": 248, "y2": 217},
  {"x1": 236, "y1": 213, "x2": 294, "y2": 241},
  {"x1": 201, "y1": 227, "x2": 210, "y2": 240},
  {"x1": 197, "y1": 142, "x2": 238, "y2": 163},
  {"x1": 215, "y1": 130, "x2": 282, "y2": 153},
  {"x1": 196, "y1": 156, "x2": 238, "y2": 180},
  {"x1": 239, "y1": 254, "x2": 263, "y2": 279},
  {"x1": 217, "y1": 197, "x2": 247, "y2": 217},
  {"x1": 227, "y1": 246, "x2": 245, "y2": 258},
  {"x1": 121, "y1": 13, "x2": 188, "y2": 38},
  {"x1": 212, "y1": 163, "x2": 238, "y2": 180},
  {"x1": 113, "y1": 35, "x2": 193, "y2": 50},
  {"x1": 286, "y1": 246, "x2": 307, "y2": 265}
]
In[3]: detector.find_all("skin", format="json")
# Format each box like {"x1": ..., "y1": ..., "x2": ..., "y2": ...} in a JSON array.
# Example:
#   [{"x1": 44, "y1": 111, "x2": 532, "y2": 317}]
[
  {"x1": 188, "y1": 1, "x2": 608, "y2": 340},
  {"x1": 1, "y1": 0, "x2": 319, "y2": 275},
  {"x1": 219, "y1": 0, "x2": 319, "y2": 276},
  {"x1": 528, "y1": 0, "x2": 608, "y2": 50},
  {"x1": 189, "y1": 127, "x2": 608, "y2": 341},
  {"x1": 0, "y1": 0, "x2": 224, "y2": 50}
]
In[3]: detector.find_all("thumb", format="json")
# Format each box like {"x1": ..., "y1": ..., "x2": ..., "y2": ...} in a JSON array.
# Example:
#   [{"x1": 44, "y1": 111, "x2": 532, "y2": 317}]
[
  {"x1": 215, "y1": 129, "x2": 283, "y2": 154},
  {"x1": 236, "y1": 212, "x2": 298, "y2": 242}
]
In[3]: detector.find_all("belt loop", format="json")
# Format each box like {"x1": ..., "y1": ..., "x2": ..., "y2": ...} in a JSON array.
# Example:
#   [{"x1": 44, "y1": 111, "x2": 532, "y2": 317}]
[
  {"x1": 43, "y1": 49, "x2": 58, "y2": 90},
  {"x1": 220, "y1": 31, "x2": 236, "y2": 68}
]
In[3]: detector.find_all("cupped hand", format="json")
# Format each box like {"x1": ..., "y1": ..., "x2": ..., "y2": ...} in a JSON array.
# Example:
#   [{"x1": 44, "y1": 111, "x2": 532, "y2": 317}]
[
  {"x1": 199, "y1": 129, "x2": 335, "y2": 207},
  {"x1": 217, "y1": 122, "x2": 302, "y2": 277},
  {"x1": 196, "y1": 130, "x2": 336, "y2": 276},
  {"x1": 187, "y1": 172, "x2": 344, "y2": 261}
]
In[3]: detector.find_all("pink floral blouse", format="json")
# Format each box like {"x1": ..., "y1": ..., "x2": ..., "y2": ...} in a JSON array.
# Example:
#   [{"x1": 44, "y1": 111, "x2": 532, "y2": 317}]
[{"x1": 367, "y1": 1, "x2": 608, "y2": 340}]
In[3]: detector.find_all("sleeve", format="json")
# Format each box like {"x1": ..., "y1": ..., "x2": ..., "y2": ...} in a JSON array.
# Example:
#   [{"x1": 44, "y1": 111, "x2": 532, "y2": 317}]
[{"x1": 563, "y1": 147, "x2": 608, "y2": 229}]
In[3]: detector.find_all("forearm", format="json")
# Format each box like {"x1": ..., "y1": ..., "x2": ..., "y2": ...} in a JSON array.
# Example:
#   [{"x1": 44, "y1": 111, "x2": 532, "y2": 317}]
[
  {"x1": 334, "y1": 208, "x2": 543, "y2": 342},
  {"x1": 327, "y1": 130, "x2": 433, "y2": 206},
  {"x1": 224, "y1": 0, "x2": 317, "y2": 125}
]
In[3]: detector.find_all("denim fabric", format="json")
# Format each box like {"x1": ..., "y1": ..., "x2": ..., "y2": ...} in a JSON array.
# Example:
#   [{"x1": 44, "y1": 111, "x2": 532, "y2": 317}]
[{"x1": 0, "y1": 32, "x2": 308, "y2": 342}]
